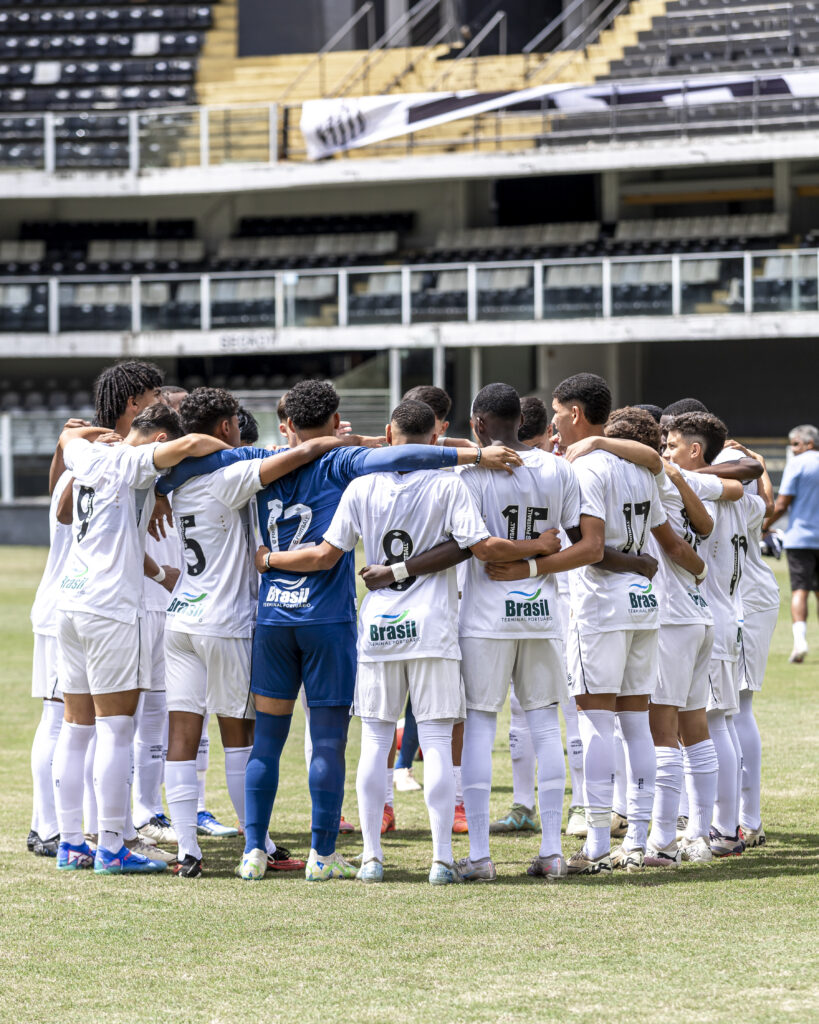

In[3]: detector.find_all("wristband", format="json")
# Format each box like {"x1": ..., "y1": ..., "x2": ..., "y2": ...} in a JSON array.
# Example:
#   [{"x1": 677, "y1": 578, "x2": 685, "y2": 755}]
[
  {"x1": 391, "y1": 561, "x2": 409, "y2": 582},
  {"x1": 151, "y1": 566, "x2": 166, "y2": 583},
  {"x1": 527, "y1": 558, "x2": 538, "y2": 578},
  {"x1": 694, "y1": 563, "x2": 708, "y2": 585},
  {"x1": 473, "y1": 447, "x2": 482, "y2": 465},
  {"x1": 265, "y1": 552, "x2": 273, "y2": 570}
]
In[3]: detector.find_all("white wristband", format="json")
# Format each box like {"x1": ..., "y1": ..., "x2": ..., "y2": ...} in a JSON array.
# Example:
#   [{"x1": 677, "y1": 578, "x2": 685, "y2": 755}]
[
  {"x1": 391, "y1": 561, "x2": 409, "y2": 582},
  {"x1": 694, "y1": 562, "x2": 708, "y2": 584},
  {"x1": 527, "y1": 558, "x2": 538, "y2": 578},
  {"x1": 151, "y1": 566, "x2": 166, "y2": 583}
]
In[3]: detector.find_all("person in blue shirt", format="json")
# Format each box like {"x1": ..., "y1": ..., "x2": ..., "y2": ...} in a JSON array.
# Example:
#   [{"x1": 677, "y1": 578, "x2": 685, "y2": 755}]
[{"x1": 158, "y1": 379, "x2": 521, "y2": 881}]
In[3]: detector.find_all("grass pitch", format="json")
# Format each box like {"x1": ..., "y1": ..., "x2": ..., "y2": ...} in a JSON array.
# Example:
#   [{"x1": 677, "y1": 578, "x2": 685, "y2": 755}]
[{"x1": 0, "y1": 546, "x2": 817, "y2": 1024}]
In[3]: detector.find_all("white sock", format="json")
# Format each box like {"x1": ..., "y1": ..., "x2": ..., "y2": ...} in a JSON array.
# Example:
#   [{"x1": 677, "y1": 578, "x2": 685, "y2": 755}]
[
  {"x1": 793, "y1": 621, "x2": 807, "y2": 647},
  {"x1": 94, "y1": 715, "x2": 135, "y2": 853},
  {"x1": 727, "y1": 715, "x2": 743, "y2": 835},
  {"x1": 224, "y1": 745, "x2": 252, "y2": 831},
  {"x1": 510, "y1": 685, "x2": 536, "y2": 810},
  {"x1": 577, "y1": 709, "x2": 615, "y2": 860},
  {"x1": 83, "y1": 730, "x2": 97, "y2": 835},
  {"x1": 682, "y1": 739, "x2": 718, "y2": 841},
  {"x1": 562, "y1": 698, "x2": 584, "y2": 808},
  {"x1": 357, "y1": 718, "x2": 393, "y2": 863},
  {"x1": 53, "y1": 720, "x2": 95, "y2": 846},
  {"x1": 165, "y1": 760, "x2": 201, "y2": 861},
  {"x1": 453, "y1": 764, "x2": 463, "y2": 806},
  {"x1": 612, "y1": 718, "x2": 627, "y2": 817},
  {"x1": 385, "y1": 768, "x2": 394, "y2": 808},
  {"x1": 461, "y1": 709, "x2": 497, "y2": 863},
  {"x1": 617, "y1": 710, "x2": 656, "y2": 852},
  {"x1": 124, "y1": 740, "x2": 137, "y2": 841},
  {"x1": 196, "y1": 714, "x2": 209, "y2": 812},
  {"x1": 525, "y1": 705, "x2": 564, "y2": 859},
  {"x1": 678, "y1": 774, "x2": 690, "y2": 818},
  {"x1": 735, "y1": 691, "x2": 762, "y2": 831},
  {"x1": 648, "y1": 745, "x2": 682, "y2": 850},
  {"x1": 707, "y1": 709, "x2": 738, "y2": 836},
  {"x1": 417, "y1": 719, "x2": 456, "y2": 865},
  {"x1": 31, "y1": 700, "x2": 63, "y2": 839},
  {"x1": 133, "y1": 690, "x2": 167, "y2": 828}
]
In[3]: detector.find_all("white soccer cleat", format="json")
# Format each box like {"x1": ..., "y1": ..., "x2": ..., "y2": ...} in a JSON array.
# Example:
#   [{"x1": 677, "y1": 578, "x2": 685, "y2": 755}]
[
  {"x1": 428, "y1": 860, "x2": 464, "y2": 885},
  {"x1": 644, "y1": 840, "x2": 681, "y2": 868},
  {"x1": 235, "y1": 848, "x2": 268, "y2": 881},
  {"x1": 138, "y1": 815, "x2": 177, "y2": 846},
  {"x1": 788, "y1": 643, "x2": 808, "y2": 664},
  {"x1": 566, "y1": 848, "x2": 612, "y2": 877},
  {"x1": 355, "y1": 858, "x2": 384, "y2": 883},
  {"x1": 124, "y1": 837, "x2": 175, "y2": 864},
  {"x1": 739, "y1": 825, "x2": 767, "y2": 848},
  {"x1": 610, "y1": 812, "x2": 628, "y2": 838},
  {"x1": 675, "y1": 815, "x2": 689, "y2": 841},
  {"x1": 393, "y1": 767, "x2": 422, "y2": 792},
  {"x1": 678, "y1": 835, "x2": 713, "y2": 863},
  {"x1": 610, "y1": 844, "x2": 645, "y2": 873},
  {"x1": 565, "y1": 805, "x2": 588, "y2": 837},
  {"x1": 305, "y1": 849, "x2": 358, "y2": 881}
]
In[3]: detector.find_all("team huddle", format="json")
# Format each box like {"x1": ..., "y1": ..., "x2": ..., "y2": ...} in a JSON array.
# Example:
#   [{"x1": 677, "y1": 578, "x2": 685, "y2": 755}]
[{"x1": 27, "y1": 360, "x2": 778, "y2": 883}]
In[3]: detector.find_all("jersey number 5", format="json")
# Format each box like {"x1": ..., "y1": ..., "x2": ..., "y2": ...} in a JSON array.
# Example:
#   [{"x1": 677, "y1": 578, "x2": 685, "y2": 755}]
[{"x1": 179, "y1": 513, "x2": 206, "y2": 577}]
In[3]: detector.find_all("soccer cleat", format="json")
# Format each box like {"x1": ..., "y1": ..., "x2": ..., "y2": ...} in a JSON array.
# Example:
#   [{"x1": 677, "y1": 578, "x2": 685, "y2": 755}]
[
  {"x1": 567, "y1": 848, "x2": 613, "y2": 876},
  {"x1": 125, "y1": 837, "x2": 175, "y2": 863},
  {"x1": 84, "y1": 833, "x2": 98, "y2": 847},
  {"x1": 675, "y1": 815, "x2": 689, "y2": 841},
  {"x1": 457, "y1": 856, "x2": 498, "y2": 882},
  {"x1": 26, "y1": 829, "x2": 39, "y2": 852},
  {"x1": 381, "y1": 804, "x2": 396, "y2": 834},
  {"x1": 338, "y1": 817, "x2": 355, "y2": 834},
  {"x1": 678, "y1": 835, "x2": 713, "y2": 863},
  {"x1": 267, "y1": 846, "x2": 306, "y2": 871},
  {"x1": 394, "y1": 766, "x2": 422, "y2": 792},
  {"x1": 235, "y1": 849, "x2": 267, "y2": 880},
  {"x1": 739, "y1": 825, "x2": 766, "y2": 848},
  {"x1": 788, "y1": 641, "x2": 808, "y2": 664},
  {"x1": 565, "y1": 806, "x2": 588, "y2": 837},
  {"x1": 527, "y1": 854, "x2": 568, "y2": 879},
  {"x1": 611, "y1": 845, "x2": 645, "y2": 872},
  {"x1": 452, "y1": 803, "x2": 469, "y2": 834},
  {"x1": 173, "y1": 854, "x2": 203, "y2": 878},
  {"x1": 197, "y1": 810, "x2": 239, "y2": 837},
  {"x1": 305, "y1": 849, "x2": 358, "y2": 881},
  {"x1": 356, "y1": 858, "x2": 384, "y2": 883},
  {"x1": 33, "y1": 833, "x2": 59, "y2": 858},
  {"x1": 57, "y1": 840, "x2": 95, "y2": 871},
  {"x1": 709, "y1": 828, "x2": 745, "y2": 857},
  {"x1": 610, "y1": 812, "x2": 628, "y2": 838},
  {"x1": 489, "y1": 804, "x2": 539, "y2": 834},
  {"x1": 94, "y1": 844, "x2": 167, "y2": 874},
  {"x1": 644, "y1": 840, "x2": 681, "y2": 868},
  {"x1": 138, "y1": 815, "x2": 177, "y2": 846},
  {"x1": 428, "y1": 860, "x2": 464, "y2": 885}
]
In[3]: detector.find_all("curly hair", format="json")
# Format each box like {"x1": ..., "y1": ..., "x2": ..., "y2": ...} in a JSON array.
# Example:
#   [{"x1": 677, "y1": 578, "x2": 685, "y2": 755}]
[
  {"x1": 666, "y1": 411, "x2": 728, "y2": 465},
  {"x1": 519, "y1": 396, "x2": 549, "y2": 442},
  {"x1": 283, "y1": 380, "x2": 339, "y2": 431},
  {"x1": 553, "y1": 373, "x2": 611, "y2": 426},
  {"x1": 131, "y1": 402, "x2": 183, "y2": 440},
  {"x1": 237, "y1": 405, "x2": 259, "y2": 445},
  {"x1": 390, "y1": 399, "x2": 436, "y2": 439},
  {"x1": 604, "y1": 406, "x2": 662, "y2": 452},
  {"x1": 180, "y1": 387, "x2": 239, "y2": 436},
  {"x1": 94, "y1": 360, "x2": 163, "y2": 429},
  {"x1": 402, "y1": 385, "x2": 452, "y2": 422}
]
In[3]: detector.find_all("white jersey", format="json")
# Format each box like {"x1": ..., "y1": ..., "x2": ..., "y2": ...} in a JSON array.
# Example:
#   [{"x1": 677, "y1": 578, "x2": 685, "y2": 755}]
[
  {"x1": 569, "y1": 450, "x2": 666, "y2": 633},
  {"x1": 165, "y1": 460, "x2": 265, "y2": 639},
  {"x1": 143, "y1": 519, "x2": 184, "y2": 612},
  {"x1": 457, "y1": 448, "x2": 580, "y2": 639},
  {"x1": 699, "y1": 492, "x2": 751, "y2": 661},
  {"x1": 325, "y1": 470, "x2": 489, "y2": 662},
  {"x1": 30, "y1": 470, "x2": 74, "y2": 636},
  {"x1": 56, "y1": 440, "x2": 163, "y2": 624},
  {"x1": 654, "y1": 467, "x2": 723, "y2": 627}
]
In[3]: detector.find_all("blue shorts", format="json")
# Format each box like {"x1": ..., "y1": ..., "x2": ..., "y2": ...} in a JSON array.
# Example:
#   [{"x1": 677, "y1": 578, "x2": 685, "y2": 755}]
[{"x1": 251, "y1": 621, "x2": 357, "y2": 708}]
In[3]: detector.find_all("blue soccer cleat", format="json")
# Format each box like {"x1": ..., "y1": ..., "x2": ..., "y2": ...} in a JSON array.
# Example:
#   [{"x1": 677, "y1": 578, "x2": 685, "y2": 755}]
[
  {"x1": 197, "y1": 810, "x2": 239, "y2": 837},
  {"x1": 94, "y1": 844, "x2": 167, "y2": 874},
  {"x1": 57, "y1": 840, "x2": 95, "y2": 871}
]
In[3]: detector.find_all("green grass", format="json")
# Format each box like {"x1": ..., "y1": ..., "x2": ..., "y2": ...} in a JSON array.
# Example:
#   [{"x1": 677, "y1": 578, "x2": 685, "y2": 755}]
[{"x1": 1, "y1": 547, "x2": 817, "y2": 1024}]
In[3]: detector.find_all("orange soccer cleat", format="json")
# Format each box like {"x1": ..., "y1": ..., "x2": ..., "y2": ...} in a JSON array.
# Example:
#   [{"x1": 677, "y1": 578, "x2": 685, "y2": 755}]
[
  {"x1": 381, "y1": 804, "x2": 396, "y2": 834},
  {"x1": 452, "y1": 803, "x2": 469, "y2": 834}
]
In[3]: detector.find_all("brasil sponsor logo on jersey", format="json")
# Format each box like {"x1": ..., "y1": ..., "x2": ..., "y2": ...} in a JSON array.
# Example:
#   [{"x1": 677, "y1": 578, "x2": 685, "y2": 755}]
[
  {"x1": 687, "y1": 587, "x2": 708, "y2": 609},
  {"x1": 368, "y1": 609, "x2": 419, "y2": 645},
  {"x1": 59, "y1": 564, "x2": 88, "y2": 592},
  {"x1": 503, "y1": 587, "x2": 551, "y2": 621},
  {"x1": 167, "y1": 590, "x2": 208, "y2": 622},
  {"x1": 264, "y1": 575, "x2": 311, "y2": 609},
  {"x1": 628, "y1": 581, "x2": 658, "y2": 611}
]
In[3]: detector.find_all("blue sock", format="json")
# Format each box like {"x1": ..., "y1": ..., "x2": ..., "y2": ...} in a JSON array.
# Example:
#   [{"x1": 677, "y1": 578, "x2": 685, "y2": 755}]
[
  {"x1": 243, "y1": 711, "x2": 292, "y2": 855},
  {"x1": 308, "y1": 706, "x2": 350, "y2": 857},
  {"x1": 395, "y1": 696, "x2": 419, "y2": 770}
]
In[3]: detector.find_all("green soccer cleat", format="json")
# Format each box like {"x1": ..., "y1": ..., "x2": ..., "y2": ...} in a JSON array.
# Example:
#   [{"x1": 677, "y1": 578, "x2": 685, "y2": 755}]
[
  {"x1": 305, "y1": 849, "x2": 358, "y2": 881},
  {"x1": 489, "y1": 804, "x2": 539, "y2": 834},
  {"x1": 235, "y1": 848, "x2": 267, "y2": 881}
]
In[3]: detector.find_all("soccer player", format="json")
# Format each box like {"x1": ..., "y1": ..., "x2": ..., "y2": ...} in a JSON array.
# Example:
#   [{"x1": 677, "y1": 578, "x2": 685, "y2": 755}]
[
  {"x1": 257, "y1": 398, "x2": 560, "y2": 883},
  {"x1": 237, "y1": 405, "x2": 260, "y2": 446},
  {"x1": 555, "y1": 384, "x2": 704, "y2": 876},
  {"x1": 52, "y1": 404, "x2": 225, "y2": 874}
]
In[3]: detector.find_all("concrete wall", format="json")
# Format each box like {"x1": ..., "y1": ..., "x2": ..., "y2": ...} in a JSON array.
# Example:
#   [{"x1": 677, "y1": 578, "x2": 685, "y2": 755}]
[{"x1": 0, "y1": 503, "x2": 49, "y2": 546}]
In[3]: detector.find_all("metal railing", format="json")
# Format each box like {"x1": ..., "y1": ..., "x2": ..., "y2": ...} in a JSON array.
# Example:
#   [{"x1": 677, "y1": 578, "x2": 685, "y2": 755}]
[
  {"x1": 430, "y1": 10, "x2": 508, "y2": 91},
  {"x1": 279, "y1": 2, "x2": 377, "y2": 100}
]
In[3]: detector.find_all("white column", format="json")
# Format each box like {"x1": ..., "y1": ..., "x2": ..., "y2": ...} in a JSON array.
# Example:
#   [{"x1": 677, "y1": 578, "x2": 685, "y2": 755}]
[
  {"x1": 469, "y1": 345, "x2": 482, "y2": 399},
  {"x1": 433, "y1": 338, "x2": 445, "y2": 389},
  {"x1": 389, "y1": 348, "x2": 402, "y2": 413},
  {"x1": 0, "y1": 413, "x2": 13, "y2": 503}
]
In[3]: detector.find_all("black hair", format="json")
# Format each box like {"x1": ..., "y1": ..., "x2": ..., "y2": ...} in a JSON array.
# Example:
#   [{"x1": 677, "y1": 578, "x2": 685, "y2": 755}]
[
  {"x1": 283, "y1": 380, "x2": 339, "y2": 430},
  {"x1": 131, "y1": 402, "x2": 183, "y2": 440},
  {"x1": 402, "y1": 385, "x2": 452, "y2": 422},
  {"x1": 276, "y1": 393, "x2": 288, "y2": 424},
  {"x1": 662, "y1": 397, "x2": 708, "y2": 418},
  {"x1": 390, "y1": 399, "x2": 436, "y2": 438},
  {"x1": 472, "y1": 382, "x2": 521, "y2": 423},
  {"x1": 518, "y1": 396, "x2": 549, "y2": 441},
  {"x1": 604, "y1": 406, "x2": 662, "y2": 452},
  {"x1": 635, "y1": 403, "x2": 663, "y2": 424},
  {"x1": 94, "y1": 360, "x2": 163, "y2": 428},
  {"x1": 180, "y1": 387, "x2": 239, "y2": 436},
  {"x1": 160, "y1": 384, "x2": 187, "y2": 397},
  {"x1": 552, "y1": 373, "x2": 611, "y2": 426},
  {"x1": 666, "y1": 411, "x2": 728, "y2": 465},
  {"x1": 237, "y1": 405, "x2": 259, "y2": 445}
]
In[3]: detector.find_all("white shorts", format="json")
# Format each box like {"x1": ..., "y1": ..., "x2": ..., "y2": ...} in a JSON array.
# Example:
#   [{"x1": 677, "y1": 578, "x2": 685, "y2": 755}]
[
  {"x1": 57, "y1": 609, "x2": 148, "y2": 696},
  {"x1": 354, "y1": 658, "x2": 465, "y2": 724},
  {"x1": 32, "y1": 633, "x2": 62, "y2": 700},
  {"x1": 739, "y1": 607, "x2": 778, "y2": 692},
  {"x1": 707, "y1": 658, "x2": 740, "y2": 715},
  {"x1": 142, "y1": 609, "x2": 167, "y2": 692},
  {"x1": 654, "y1": 623, "x2": 714, "y2": 711},
  {"x1": 164, "y1": 629, "x2": 254, "y2": 719},
  {"x1": 460, "y1": 636, "x2": 567, "y2": 713},
  {"x1": 567, "y1": 625, "x2": 659, "y2": 698}
]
